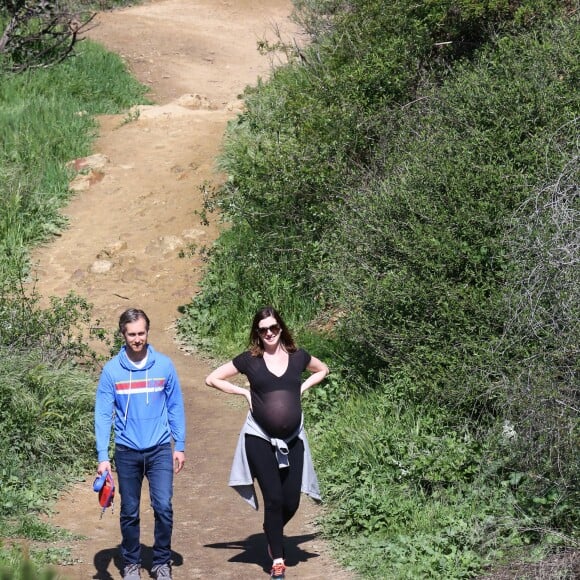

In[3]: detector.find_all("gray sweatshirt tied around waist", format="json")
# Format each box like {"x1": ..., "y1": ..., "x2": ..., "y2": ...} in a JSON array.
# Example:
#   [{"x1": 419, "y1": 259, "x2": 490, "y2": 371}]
[{"x1": 228, "y1": 412, "x2": 321, "y2": 510}]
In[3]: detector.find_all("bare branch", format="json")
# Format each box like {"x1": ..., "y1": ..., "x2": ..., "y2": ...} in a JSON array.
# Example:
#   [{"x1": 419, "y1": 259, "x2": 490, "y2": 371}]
[{"x1": 0, "y1": 0, "x2": 96, "y2": 72}]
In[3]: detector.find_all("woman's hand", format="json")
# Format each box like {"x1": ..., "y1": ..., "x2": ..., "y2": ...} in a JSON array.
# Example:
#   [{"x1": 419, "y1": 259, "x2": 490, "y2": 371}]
[
  {"x1": 301, "y1": 355, "x2": 330, "y2": 395},
  {"x1": 206, "y1": 361, "x2": 252, "y2": 410}
]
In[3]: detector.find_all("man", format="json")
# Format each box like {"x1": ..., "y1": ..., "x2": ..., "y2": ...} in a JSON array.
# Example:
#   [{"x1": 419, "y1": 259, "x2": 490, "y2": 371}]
[{"x1": 95, "y1": 308, "x2": 186, "y2": 579}]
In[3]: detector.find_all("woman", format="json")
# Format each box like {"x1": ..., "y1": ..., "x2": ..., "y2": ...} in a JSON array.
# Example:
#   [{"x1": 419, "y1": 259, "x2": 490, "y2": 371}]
[{"x1": 205, "y1": 306, "x2": 329, "y2": 580}]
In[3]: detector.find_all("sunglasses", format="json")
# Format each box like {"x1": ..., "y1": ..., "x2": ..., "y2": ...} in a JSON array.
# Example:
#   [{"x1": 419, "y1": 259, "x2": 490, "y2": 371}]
[{"x1": 257, "y1": 324, "x2": 281, "y2": 337}]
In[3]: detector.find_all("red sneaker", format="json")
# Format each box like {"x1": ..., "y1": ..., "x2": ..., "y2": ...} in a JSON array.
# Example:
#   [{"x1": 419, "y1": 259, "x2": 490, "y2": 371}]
[{"x1": 270, "y1": 561, "x2": 286, "y2": 579}]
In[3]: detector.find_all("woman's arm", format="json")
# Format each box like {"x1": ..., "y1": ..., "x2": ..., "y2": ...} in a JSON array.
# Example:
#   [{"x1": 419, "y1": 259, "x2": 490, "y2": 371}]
[
  {"x1": 301, "y1": 355, "x2": 329, "y2": 395},
  {"x1": 205, "y1": 361, "x2": 252, "y2": 409}
]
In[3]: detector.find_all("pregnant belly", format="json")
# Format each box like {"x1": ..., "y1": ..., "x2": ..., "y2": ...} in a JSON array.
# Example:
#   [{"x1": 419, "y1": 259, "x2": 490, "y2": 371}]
[{"x1": 253, "y1": 392, "x2": 302, "y2": 439}]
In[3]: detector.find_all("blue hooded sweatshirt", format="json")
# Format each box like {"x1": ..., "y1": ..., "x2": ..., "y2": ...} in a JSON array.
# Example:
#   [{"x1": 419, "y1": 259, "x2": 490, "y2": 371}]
[{"x1": 95, "y1": 344, "x2": 186, "y2": 462}]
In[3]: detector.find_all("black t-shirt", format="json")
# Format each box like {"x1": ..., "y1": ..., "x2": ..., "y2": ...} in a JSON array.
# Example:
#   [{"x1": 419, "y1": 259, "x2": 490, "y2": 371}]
[{"x1": 233, "y1": 349, "x2": 311, "y2": 438}]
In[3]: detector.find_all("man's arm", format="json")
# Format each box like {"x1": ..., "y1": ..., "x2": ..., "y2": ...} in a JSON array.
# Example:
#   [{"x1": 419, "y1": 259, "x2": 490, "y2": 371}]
[
  {"x1": 165, "y1": 361, "x2": 186, "y2": 471},
  {"x1": 94, "y1": 367, "x2": 115, "y2": 464}
]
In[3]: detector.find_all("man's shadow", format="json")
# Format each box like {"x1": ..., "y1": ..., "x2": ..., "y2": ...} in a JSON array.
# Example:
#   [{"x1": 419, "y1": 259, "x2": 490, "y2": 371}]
[
  {"x1": 92, "y1": 545, "x2": 184, "y2": 579},
  {"x1": 204, "y1": 532, "x2": 321, "y2": 573}
]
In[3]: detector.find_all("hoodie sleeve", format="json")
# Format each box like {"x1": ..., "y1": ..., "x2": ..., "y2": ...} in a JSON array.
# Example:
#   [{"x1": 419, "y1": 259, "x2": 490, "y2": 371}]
[
  {"x1": 165, "y1": 362, "x2": 186, "y2": 452},
  {"x1": 94, "y1": 366, "x2": 115, "y2": 462}
]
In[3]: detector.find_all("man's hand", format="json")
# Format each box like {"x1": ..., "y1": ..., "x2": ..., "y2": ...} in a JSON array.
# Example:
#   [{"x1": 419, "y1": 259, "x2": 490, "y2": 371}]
[
  {"x1": 98, "y1": 460, "x2": 111, "y2": 475},
  {"x1": 174, "y1": 451, "x2": 185, "y2": 474}
]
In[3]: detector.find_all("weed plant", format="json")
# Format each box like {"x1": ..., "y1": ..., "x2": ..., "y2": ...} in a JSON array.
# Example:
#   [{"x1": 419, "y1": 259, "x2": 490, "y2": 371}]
[{"x1": 0, "y1": 553, "x2": 60, "y2": 580}]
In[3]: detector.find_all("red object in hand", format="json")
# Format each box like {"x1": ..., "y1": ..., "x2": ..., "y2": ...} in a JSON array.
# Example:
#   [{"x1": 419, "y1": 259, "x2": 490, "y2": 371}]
[{"x1": 93, "y1": 470, "x2": 115, "y2": 516}]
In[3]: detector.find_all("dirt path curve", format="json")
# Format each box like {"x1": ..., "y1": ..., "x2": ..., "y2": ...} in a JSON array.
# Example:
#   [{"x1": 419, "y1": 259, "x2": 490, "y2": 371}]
[{"x1": 31, "y1": 1, "x2": 355, "y2": 578}]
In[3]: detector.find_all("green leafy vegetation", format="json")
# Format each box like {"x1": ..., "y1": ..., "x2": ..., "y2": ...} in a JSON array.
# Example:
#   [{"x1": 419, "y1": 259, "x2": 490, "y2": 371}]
[
  {"x1": 0, "y1": 35, "x2": 148, "y2": 575},
  {"x1": 0, "y1": 40, "x2": 149, "y2": 282},
  {"x1": 0, "y1": 0, "x2": 577, "y2": 576},
  {"x1": 178, "y1": 0, "x2": 579, "y2": 576}
]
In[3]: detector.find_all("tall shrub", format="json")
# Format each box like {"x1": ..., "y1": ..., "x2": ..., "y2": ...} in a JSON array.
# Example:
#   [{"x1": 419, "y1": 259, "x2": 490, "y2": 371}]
[
  {"x1": 488, "y1": 154, "x2": 579, "y2": 532},
  {"x1": 322, "y1": 21, "x2": 579, "y2": 407},
  {"x1": 179, "y1": 0, "x2": 570, "y2": 345}
]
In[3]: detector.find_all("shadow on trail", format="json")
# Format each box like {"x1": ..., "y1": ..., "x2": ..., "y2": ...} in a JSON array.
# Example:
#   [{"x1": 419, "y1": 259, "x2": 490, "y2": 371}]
[
  {"x1": 92, "y1": 545, "x2": 184, "y2": 579},
  {"x1": 205, "y1": 532, "x2": 321, "y2": 572}
]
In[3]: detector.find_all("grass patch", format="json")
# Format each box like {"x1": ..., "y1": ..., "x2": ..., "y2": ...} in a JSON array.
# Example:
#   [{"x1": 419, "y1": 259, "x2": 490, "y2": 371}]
[{"x1": 0, "y1": 39, "x2": 150, "y2": 280}]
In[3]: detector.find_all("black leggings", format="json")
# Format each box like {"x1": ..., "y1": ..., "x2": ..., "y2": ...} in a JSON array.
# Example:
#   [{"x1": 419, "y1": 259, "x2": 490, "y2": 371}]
[{"x1": 245, "y1": 434, "x2": 304, "y2": 560}]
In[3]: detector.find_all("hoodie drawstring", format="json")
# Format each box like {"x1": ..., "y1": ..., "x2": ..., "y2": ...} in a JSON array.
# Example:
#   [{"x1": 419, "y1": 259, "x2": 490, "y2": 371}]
[
  {"x1": 145, "y1": 369, "x2": 149, "y2": 406},
  {"x1": 123, "y1": 369, "x2": 150, "y2": 424},
  {"x1": 124, "y1": 370, "x2": 132, "y2": 424}
]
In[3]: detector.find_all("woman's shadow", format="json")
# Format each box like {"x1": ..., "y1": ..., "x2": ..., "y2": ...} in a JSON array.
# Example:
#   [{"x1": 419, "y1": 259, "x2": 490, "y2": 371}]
[
  {"x1": 92, "y1": 545, "x2": 183, "y2": 579},
  {"x1": 204, "y1": 531, "x2": 321, "y2": 573}
]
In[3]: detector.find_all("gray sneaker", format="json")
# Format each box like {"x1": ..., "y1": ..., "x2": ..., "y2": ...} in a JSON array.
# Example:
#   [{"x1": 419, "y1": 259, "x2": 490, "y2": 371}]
[
  {"x1": 123, "y1": 563, "x2": 141, "y2": 579},
  {"x1": 152, "y1": 563, "x2": 172, "y2": 579}
]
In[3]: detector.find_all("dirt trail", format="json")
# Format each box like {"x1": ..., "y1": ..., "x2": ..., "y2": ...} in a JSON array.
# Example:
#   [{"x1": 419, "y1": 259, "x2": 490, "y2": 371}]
[{"x1": 31, "y1": 1, "x2": 355, "y2": 578}]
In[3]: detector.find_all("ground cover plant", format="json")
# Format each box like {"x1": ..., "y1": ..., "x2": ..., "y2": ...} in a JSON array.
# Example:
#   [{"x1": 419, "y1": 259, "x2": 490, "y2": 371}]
[
  {"x1": 0, "y1": 34, "x2": 148, "y2": 575},
  {"x1": 178, "y1": 0, "x2": 579, "y2": 577}
]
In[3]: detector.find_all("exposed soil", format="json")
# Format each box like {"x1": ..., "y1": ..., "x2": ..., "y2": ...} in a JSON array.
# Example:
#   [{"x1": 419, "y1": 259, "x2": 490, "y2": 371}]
[{"x1": 30, "y1": 1, "x2": 356, "y2": 578}]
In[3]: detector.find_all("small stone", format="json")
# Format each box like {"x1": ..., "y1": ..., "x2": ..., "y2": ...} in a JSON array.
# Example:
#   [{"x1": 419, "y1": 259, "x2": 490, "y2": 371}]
[{"x1": 90, "y1": 260, "x2": 113, "y2": 274}]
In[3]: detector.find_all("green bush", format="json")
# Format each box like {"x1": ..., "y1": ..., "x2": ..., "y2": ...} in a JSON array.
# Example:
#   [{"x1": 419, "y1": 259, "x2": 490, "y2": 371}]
[
  {"x1": 0, "y1": 351, "x2": 95, "y2": 476},
  {"x1": 179, "y1": 0, "x2": 571, "y2": 349},
  {"x1": 323, "y1": 20, "x2": 579, "y2": 407},
  {"x1": 0, "y1": 544, "x2": 61, "y2": 580},
  {"x1": 488, "y1": 155, "x2": 579, "y2": 534},
  {"x1": 177, "y1": 1, "x2": 578, "y2": 575},
  {"x1": 177, "y1": 225, "x2": 322, "y2": 355},
  {"x1": 305, "y1": 387, "x2": 522, "y2": 578},
  {"x1": 306, "y1": 23, "x2": 578, "y2": 570},
  {"x1": 0, "y1": 289, "x2": 98, "y2": 521}
]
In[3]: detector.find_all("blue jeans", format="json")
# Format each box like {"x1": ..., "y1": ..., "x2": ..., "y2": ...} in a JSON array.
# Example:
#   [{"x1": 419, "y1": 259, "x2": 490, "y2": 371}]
[{"x1": 114, "y1": 443, "x2": 174, "y2": 568}]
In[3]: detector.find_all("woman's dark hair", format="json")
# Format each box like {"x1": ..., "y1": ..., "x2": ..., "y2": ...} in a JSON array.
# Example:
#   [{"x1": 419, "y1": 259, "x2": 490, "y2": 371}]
[
  {"x1": 119, "y1": 308, "x2": 150, "y2": 334},
  {"x1": 249, "y1": 306, "x2": 296, "y2": 356}
]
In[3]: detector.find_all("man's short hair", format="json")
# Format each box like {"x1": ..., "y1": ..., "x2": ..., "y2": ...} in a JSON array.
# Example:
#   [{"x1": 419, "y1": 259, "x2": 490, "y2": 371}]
[{"x1": 119, "y1": 308, "x2": 150, "y2": 334}]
